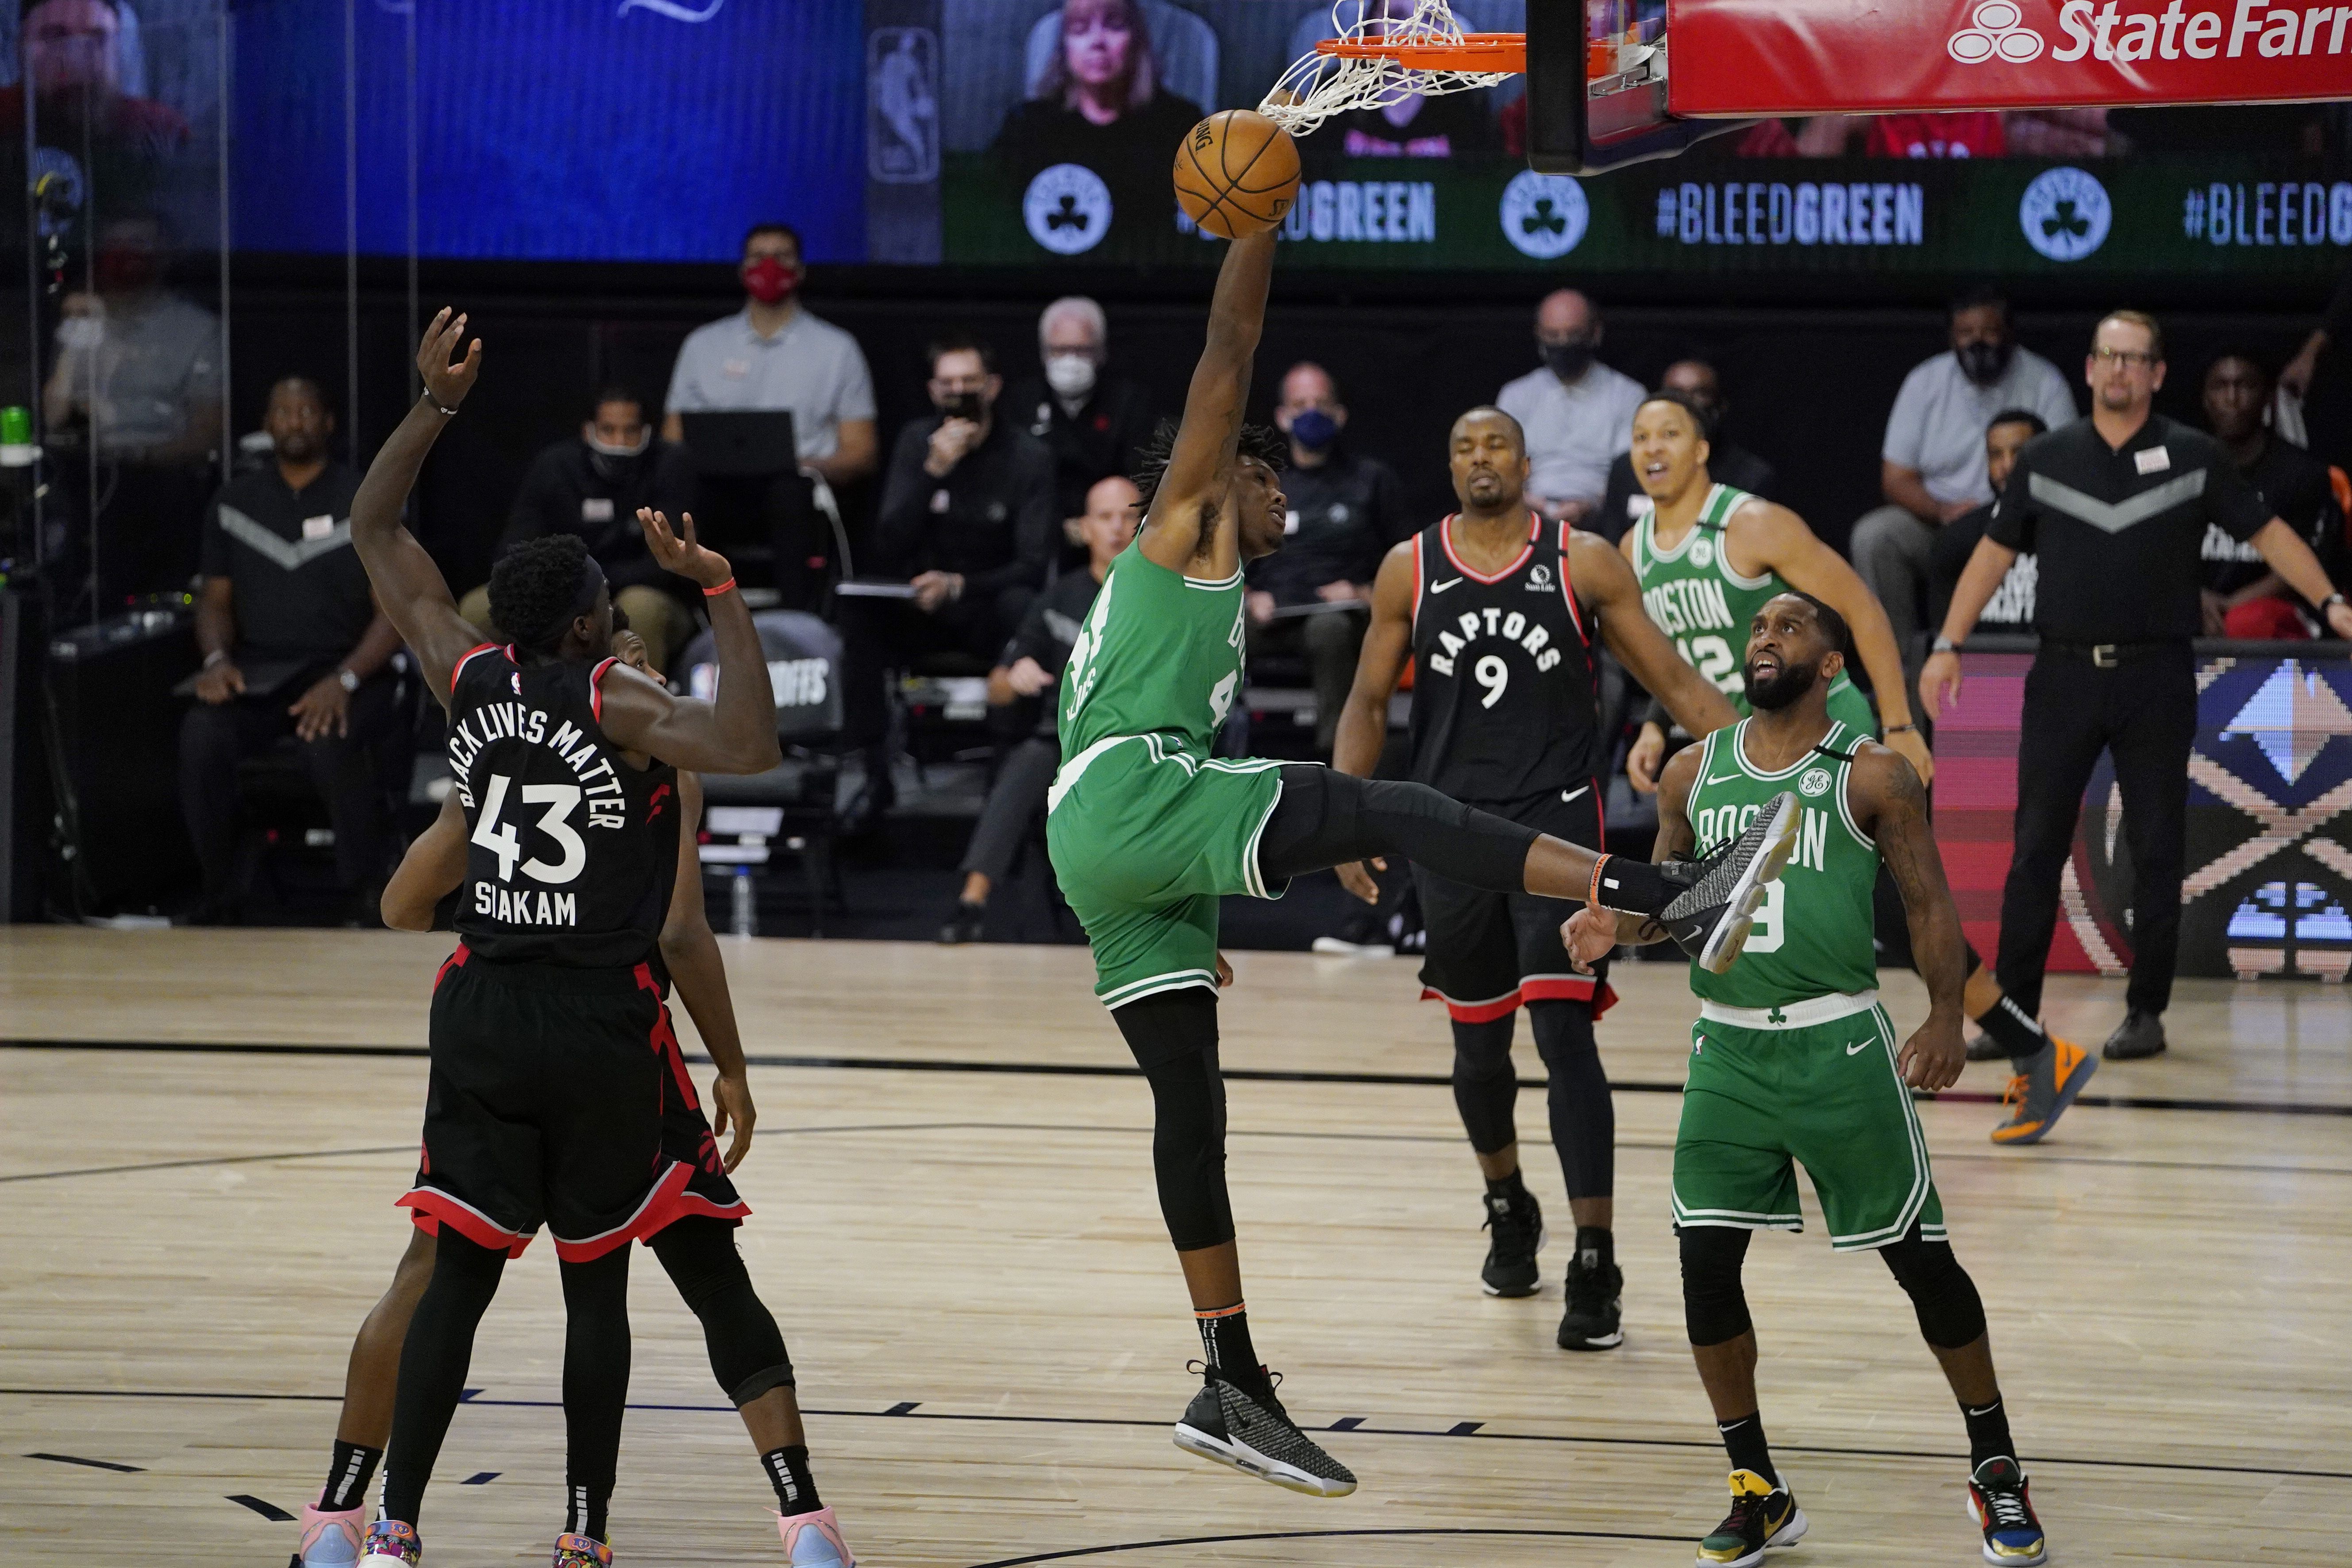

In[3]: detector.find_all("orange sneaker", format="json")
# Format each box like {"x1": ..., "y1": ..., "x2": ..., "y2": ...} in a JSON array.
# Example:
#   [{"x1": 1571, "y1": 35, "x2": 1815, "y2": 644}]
[{"x1": 1990, "y1": 1035, "x2": 2094, "y2": 1145}]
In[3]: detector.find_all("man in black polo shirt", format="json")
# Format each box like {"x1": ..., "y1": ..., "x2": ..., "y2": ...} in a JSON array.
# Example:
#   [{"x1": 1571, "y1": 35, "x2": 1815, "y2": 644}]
[
  {"x1": 458, "y1": 387, "x2": 698, "y2": 667},
  {"x1": 1923, "y1": 311, "x2": 2352, "y2": 1072},
  {"x1": 181, "y1": 376, "x2": 405, "y2": 924},
  {"x1": 1244, "y1": 362, "x2": 1410, "y2": 757}
]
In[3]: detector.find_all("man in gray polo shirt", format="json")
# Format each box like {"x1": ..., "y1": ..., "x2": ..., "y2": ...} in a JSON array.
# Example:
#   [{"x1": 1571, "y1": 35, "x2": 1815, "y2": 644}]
[
  {"x1": 1851, "y1": 286, "x2": 2076, "y2": 648},
  {"x1": 1494, "y1": 289, "x2": 1647, "y2": 526}
]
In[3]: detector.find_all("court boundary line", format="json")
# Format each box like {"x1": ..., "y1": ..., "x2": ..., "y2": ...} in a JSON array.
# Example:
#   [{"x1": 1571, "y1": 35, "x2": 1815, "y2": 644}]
[
  {"x1": 961, "y1": 1527, "x2": 1687, "y2": 1566},
  {"x1": 5, "y1": 1037, "x2": 2347, "y2": 1117},
  {"x1": 4, "y1": 1384, "x2": 2343, "y2": 1482}
]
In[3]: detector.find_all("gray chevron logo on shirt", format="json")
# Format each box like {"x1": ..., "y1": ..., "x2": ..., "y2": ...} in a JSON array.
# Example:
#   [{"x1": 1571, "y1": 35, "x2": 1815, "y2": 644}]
[
  {"x1": 216, "y1": 505, "x2": 353, "y2": 570},
  {"x1": 2025, "y1": 470, "x2": 2207, "y2": 536}
]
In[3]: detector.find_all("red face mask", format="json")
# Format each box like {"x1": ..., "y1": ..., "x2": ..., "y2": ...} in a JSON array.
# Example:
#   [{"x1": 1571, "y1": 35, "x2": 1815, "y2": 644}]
[{"x1": 743, "y1": 256, "x2": 801, "y2": 305}]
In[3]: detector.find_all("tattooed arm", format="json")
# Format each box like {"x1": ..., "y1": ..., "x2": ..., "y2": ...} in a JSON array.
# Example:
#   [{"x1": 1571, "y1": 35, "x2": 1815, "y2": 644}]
[{"x1": 1852, "y1": 741, "x2": 1967, "y2": 1090}]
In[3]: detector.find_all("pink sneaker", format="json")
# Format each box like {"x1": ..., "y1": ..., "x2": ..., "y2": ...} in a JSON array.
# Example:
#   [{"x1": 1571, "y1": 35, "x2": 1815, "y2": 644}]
[
  {"x1": 777, "y1": 1506, "x2": 855, "y2": 1567},
  {"x1": 549, "y1": 1533, "x2": 612, "y2": 1567},
  {"x1": 293, "y1": 1492, "x2": 370, "y2": 1567}
]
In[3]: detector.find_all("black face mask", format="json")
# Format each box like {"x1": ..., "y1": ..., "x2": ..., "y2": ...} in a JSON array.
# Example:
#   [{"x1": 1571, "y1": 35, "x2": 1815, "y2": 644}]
[
  {"x1": 1540, "y1": 338, "x2": 1597, "y2": 382},
  {"x1": 939, "y1": 391, "x2": 986, "y2": 423},
  {"x1": 1956, "y1": 339, "x2": 2015, "y2": 387},
  {"x1": 588, "y1": 449, "x2": 642, "y2": 485}
]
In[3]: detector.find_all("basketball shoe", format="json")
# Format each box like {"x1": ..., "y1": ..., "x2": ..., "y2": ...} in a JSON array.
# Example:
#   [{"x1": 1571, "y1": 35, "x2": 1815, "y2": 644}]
[
  {"x1": 1695, "y1": 1469, "x2": 1805, "y2": 1567},
  {"x1": 1555, "y1": 1248, "x2": 1623, "y2": 1351},
  {"x1": 1479, "y1": 1185, "x2": 1544, "y2": 1297},
  {"x1": 1966, "y1": 1457, "x2": 2047, "y2": 1564},
  {"x1": 1990, "y1": 1035, "x2": 2095, "y2": 1146},
  {"x1": 777, "y1": 1506, "x2": 856, "y2": 1566},
  {"x1": 1173, "y1": 1363, "x2": 1357, "y2": 1497},
  {"x1": 290, "y1": 1494, "x2": 369, "y2": 1568},
  {"x1": 356, "y1": 1521, "x2": 421, "y2": 1568},
  {"x1": 549, "y1": 1535, "x2": 611, "y2": 1568},
  {"x1": 1656, "y1": 793, "x2": 1802, "y2": 974}
]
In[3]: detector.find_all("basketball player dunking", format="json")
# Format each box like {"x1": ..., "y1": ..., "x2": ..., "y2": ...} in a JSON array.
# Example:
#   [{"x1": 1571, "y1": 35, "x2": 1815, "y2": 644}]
[
  {"x1": 339, "y1": 312, "x2": 823, "y2": 1568},
  {"x1": 1330, "y1": 406, "x2": 1739, "y2": 1350},
  {"x1": 290, "y1": 621, "x2": 858, "y2": 1568},
  {"x1": 1045, "y1": 221, "x2": 1805, "y2": 1497}
]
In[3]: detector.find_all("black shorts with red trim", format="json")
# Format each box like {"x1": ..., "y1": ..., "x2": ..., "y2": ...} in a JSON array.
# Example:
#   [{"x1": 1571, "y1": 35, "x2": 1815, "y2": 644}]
[
  {"x1": 1412, "y1": 782, "x2": 1616, "y2": 1023},
  {"x1": 399, "y1": 946, "x2": 748, "y2": 1263}
]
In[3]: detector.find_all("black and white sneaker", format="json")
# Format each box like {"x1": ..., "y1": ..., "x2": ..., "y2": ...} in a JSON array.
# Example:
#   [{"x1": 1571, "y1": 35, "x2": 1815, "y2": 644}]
[
  {"x1": 1479, "y1": 1187, "x2": 1545, "y2": 1297},
  {"x1": 1659, "y1": 792, "x2": 1802, "y2": 974},
  {"x1": 1173, "y1": 1363, "x2": 1357, "y2": 1497},
  {"x1": 1556, "y1": 1251, "x2": 1624, "y2": 1350}
]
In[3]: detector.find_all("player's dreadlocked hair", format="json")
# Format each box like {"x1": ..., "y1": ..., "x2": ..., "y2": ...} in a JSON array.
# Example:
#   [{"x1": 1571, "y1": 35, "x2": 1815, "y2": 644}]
[
  {"x1": 489, "y1": 533, "x2": 594, "y2": 655},
  {"x1": 1131, "y1": 417, "x2": 1288, "y2": 512}
]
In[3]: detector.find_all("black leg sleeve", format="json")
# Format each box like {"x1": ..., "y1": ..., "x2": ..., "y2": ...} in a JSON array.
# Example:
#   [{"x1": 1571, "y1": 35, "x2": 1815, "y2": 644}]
[
  {"x1": 1111, "y1": 989, "x2": 1233, "y2": 1252},
  {"x1": 1678, "y1": 1224, "x2": 1754, "y2": 1347},
  {"x1": 1257, "y1": 765, "x2": 1538, "y2": 893},
  {"x1": 1450, "y1": 1015, "x2": 1520, "y2": 1156},
  {"x1": 559, "y1": 1246, "x2": 634, "y2": 1506},
  {"x1": 381, "y1": 1229, "x2": 508, "y2": 1526},
  {"x1": 649, "y1": 1217, "x2": 796, "y2": 1406},
  {"x1": 1529, "y1": 1001, "x2": 1613, "y2": 1201}
]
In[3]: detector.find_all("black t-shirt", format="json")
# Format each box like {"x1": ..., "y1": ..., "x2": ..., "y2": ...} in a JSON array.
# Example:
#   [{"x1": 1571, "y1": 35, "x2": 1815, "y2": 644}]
[
  {"x1": 198, "y1": 462, "x2": 373, "y2": 663},
  {"x1": 1596, "y1": 443, "x2": 1778, "y2": 545},
  {"x1": 1246, "y1": 448, "x2": 1412, "y2": 605},
  {"x1": 874, "y1": 416, "x2": 1058, "y2": 597},
  {"x1": 499, "y1": 438, "x2": 698, "y2": 594},
  {"x1": 2200, "y1": 434, "x2": 2333, "y2": 597},
  {"x1": 1986, "y1": 414, "x2": 2274, "y2": 643},
  {"x1": 1003, "y1": 374, "x2": 1160, "y2": 524},
  {"x1": 993, "y1": 93, "x2": 1205, "y2": 253},
  {"x1": 1932, "y1": 503, "x2": 2036, "y2": 633}
]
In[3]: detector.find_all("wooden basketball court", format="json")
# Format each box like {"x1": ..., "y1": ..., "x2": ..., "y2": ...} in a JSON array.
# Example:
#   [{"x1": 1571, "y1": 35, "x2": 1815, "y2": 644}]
[{"x1": 3, "y1": 927, "x2": 2346, "y2": 1565}]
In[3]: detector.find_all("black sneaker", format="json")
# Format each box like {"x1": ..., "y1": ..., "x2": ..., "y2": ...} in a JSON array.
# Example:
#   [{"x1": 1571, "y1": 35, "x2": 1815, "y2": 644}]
[
  {"x1": 2100, "y1": 1008, "x2": 2166, "y2": 1060},
  {"x1": 1656, "y1": 793, "x2": 1802, "y2": 974},
  {"x1": 937, "y1": 900, "x2": 985, "y2": 945},
  {"x1": 1172, "y1": 1363, "x2": 1356, "y2": 1497},
  {"x1": 1478, "y1": 1187, "x2": 1544, "y2": 1298},
  {"x1": 1555, "y1": 1250, "x2": 1623, "y2": 1350},
  {"x1": 1695, "y1": 1469, "x2": 1805, "y2": 1566}
]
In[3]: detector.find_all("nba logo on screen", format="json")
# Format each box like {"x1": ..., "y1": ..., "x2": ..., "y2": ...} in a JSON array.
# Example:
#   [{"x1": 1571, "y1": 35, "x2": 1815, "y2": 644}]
[
  {"x1": 1024, "y1": 165, "x2": 1113, "y2": 256},
  {"x1": 2018, "y1": 166, "x2": 2112, "y2": 261}
]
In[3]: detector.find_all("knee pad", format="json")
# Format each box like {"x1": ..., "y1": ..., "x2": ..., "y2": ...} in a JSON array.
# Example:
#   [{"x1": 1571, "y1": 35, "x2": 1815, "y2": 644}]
[
  {"x1": 1450, "y1": 1016, "x2": 1518, "y2": 1156},
  {"x1": 1450, "y1": 1016, "x2": 1516, "y2": 1083},
  {"x1": 1678, "y1": 1225, "x2": 1754, "y2": 1347},
  {"x1": 1879, "y1": 1233, "x2": 1986, "y2": 1349}
]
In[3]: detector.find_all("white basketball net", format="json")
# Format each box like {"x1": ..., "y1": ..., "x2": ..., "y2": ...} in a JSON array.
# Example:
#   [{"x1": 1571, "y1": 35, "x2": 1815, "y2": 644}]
[{"x1": 1258, "y1": 0, "x2": 1513, "y2": 139}]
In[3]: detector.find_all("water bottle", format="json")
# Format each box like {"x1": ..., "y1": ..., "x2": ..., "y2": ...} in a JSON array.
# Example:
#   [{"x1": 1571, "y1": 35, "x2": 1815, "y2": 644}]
[{"x1": 730, "y1": 866, "x2": 756, "y2": 938}]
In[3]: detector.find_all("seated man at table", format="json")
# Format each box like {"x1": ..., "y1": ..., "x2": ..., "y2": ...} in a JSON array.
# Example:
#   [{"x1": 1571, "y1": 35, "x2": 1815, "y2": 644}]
[{"x1": 2196, "y1": 351, "x2": 2338, "y2": 639}]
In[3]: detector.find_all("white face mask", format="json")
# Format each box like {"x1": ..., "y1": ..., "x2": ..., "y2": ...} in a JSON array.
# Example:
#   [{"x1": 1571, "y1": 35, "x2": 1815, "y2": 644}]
[
  {"x1": 585, "y1": 429, "x2": 652, "y2": 458},
  {"x1": 1044, "y1": 352, "x2": 1097, "y2": 400},
  {"x1": 58, "y1": 316, "x2": 106, "y2": 353}
]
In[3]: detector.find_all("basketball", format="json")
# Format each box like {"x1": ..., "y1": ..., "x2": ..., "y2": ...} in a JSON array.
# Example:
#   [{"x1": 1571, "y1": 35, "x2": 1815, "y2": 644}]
[{"x1": 1173, "y1": 109, "x2": 1301, "y2": 240}]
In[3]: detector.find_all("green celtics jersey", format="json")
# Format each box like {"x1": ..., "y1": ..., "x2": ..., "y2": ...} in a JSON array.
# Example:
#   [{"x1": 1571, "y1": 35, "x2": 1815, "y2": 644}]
[
  {"x1": 1059, "y1": 543, "x2": 1247, "y2": 759},
  {"x1": 1686, "y1": 718, "x2": 1880, "y2": 1009},
  {"x1": 1630, "y1": 484, "x2": 1782, "y2": 709}
]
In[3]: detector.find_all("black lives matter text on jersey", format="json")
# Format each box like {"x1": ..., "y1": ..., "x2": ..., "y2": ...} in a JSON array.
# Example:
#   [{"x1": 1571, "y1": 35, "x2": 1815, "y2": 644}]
[{"x1": 445, "y1": 694, "x2": 632, "y2": 930}]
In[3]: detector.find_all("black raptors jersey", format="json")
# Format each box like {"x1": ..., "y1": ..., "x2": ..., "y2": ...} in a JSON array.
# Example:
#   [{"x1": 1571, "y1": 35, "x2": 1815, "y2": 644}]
[
  {"x1": 1407, "y1": 515, "x2": 1602, "y2": 813},
  {"x1": 444, "y1": 643, "x2": 680, "y2": 968}
]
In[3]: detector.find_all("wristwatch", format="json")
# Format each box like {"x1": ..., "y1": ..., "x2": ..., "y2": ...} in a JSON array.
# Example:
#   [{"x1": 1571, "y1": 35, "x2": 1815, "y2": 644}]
[
  {"x1": 338, "y1": 668, "x2": 361, "y2": 694},
  {"x1": 1931, "y1": 635, "x2": 1959, "y2": 655}
]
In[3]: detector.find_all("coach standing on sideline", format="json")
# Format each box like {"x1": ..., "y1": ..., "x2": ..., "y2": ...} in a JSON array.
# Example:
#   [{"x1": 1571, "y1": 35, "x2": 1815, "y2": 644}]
[{"x1": 1922, "y1": 310, "x2": 2352, "y2": 1065}]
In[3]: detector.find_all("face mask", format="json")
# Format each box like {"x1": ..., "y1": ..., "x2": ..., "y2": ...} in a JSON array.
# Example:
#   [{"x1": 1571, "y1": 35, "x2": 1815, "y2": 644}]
[
  {"x1": 57, "y1": 315, "x2": 105, "y2": 352},
  {"x1": 1956, "y1": 339, "x2": 2014, "y2": 387},
  {"x1": 742, "y1": 256, "x2": 800, "y2": 305},
  {"x1": 939, "y1": 390, "x2": 986, "y2": 423},
  {"x1": 1288, "y1": 408, "x2": 1340, "y2": 452},
  {"x1": 1540, "y1": 339, "x2": 1596, "y2": 382},
  {"x1": 1044, "y1": 352, "x2": 1097, "y2": 400}
]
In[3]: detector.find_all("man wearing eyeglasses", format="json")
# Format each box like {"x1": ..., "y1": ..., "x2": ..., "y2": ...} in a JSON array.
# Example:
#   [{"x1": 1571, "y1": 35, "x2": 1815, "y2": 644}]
[{"x1": 1921, "y1": 310, "x2": 2352, "y2": 1078}]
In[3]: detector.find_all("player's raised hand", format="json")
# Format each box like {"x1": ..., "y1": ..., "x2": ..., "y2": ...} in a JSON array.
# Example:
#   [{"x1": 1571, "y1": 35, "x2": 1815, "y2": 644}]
[
  {"x1": 710, "y1": 1071, "x2": 757, "y2": 1173},
  {"x1": 1335, "y1": 856, "x2": 1384, "y2": 904},
  {"x1": 1562, "y1": 904, "x2": 1618, "y2": 975},
  {"x1": 416, "y1": 307, "x2": 481, "y2": 410},
  {"x1": 636, "y1": 508, "x2": 734, "y2": 590},
  {"x1": 1896, "y1": 1014, "x2": 1965, "y2": 1093}
]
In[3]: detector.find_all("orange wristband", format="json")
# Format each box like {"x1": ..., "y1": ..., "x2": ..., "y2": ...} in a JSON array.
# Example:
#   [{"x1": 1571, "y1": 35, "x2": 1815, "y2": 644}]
[
  {"x1": 1586, "y1": 853, "x2": 1609, "y2": 911},
  {"x1": 702, "y1": 577, "x2": 737, "y2": 598}
]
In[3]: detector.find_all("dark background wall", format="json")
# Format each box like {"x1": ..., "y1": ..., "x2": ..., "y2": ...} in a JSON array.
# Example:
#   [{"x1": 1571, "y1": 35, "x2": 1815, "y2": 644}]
[{"x1": 219, "y1": 258, "x2": 2352, "y2": 595}]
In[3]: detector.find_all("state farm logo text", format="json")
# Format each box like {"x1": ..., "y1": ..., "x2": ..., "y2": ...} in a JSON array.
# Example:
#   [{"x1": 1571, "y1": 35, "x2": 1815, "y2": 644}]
[{"x1": 1946, "y1": 0, "x2": 2348, "y2": 63}]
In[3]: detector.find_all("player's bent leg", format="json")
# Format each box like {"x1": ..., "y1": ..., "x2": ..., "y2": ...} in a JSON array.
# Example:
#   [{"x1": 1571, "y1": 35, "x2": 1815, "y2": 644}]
[
  {"x1": 1450, "y1": 1014, "x2": 1546, "y2": 1298},
  {"x1": 371, "y1": 1231, "x2": 510, "y2": 1563},
  {"x1": 294, "y1": 1230, "x2": 438, "y2": 1567}
]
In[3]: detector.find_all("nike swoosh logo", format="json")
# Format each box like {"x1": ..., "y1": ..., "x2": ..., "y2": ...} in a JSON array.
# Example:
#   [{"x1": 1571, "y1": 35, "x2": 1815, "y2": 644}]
[
  {"x1": 1706, "y1": 774, "x2": 1740, "y2": 786},
  {"x1": 1560, "y1": 785, "x2": 1590, "y2": 804},
  {"x1": 1430, "y1": 577, "x2": 1463, "y2": 593},
  {"x1": 1846, "y1": 1040, "x2": 1871, "y2": 1056}
]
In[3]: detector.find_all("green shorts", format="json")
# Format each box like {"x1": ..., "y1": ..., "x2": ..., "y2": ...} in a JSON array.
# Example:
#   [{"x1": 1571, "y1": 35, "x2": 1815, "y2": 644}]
[
  {"x1": 1671, "y1": 994, "x2": 1945, "y2": 1251},
  {"x1": 1044, "y1": 734, "x2": 1288, "y2": 1008}
]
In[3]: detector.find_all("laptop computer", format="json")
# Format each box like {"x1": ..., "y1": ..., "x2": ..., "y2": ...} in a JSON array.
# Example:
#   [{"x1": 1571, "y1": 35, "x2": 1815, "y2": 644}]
[{"x1": 680, "y1": 411, "x2": 798, "y2": 477}]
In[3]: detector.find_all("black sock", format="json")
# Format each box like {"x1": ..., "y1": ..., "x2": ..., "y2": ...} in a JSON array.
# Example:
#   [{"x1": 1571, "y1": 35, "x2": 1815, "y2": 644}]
[
  {"x1": 761, "y1": 1444, "x2": 823, "y2": 1516},
  {"x1": 1196, "y1": 1303, "x2": 1259, "y2": 1381},
  {"x1": 321, "y1": 1439, "x2": 382, "y2": 1513},
  {"x1": 1590, "y1": 854, "x2": 1674, "y2": 916},
  {"x1": 1961, "y1": 1395, "x2": 2015, "y2": 1470},
  {"x1": 1975, "y1": 995, "x2": 2045, "y2": 1065},
  {"x1": 1574, "y1": 1225, "x2": 1614, "y2": 1273},
  {"x1": 1484, "y1": 1167, "x2": 1528, "y2": 1205},
  {"x1": 565, "y1": 1482, "x2": 610, "y2": 1543},
  {"x1": 1717, "y1": 1411, "x2": 1779, "y2": 1489}
]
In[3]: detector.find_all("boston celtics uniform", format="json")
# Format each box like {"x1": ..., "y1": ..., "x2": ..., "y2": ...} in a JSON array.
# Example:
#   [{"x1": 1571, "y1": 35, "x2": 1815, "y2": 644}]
[
  {"x1": 1046, "y1": 544, "x2": 1289, "y2": 1008},
  {"x1": 1670, "y1": 718, "x2": 1945, "y2": 1251},
  {"x1": 1629, "y1": 484, "x2": 1875, "y2": 733}
]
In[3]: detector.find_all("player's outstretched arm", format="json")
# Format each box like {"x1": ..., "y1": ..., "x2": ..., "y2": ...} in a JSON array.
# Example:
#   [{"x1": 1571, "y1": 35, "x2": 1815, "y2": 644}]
[
  {"x1": 657, "y1": 773, "x2": 757, "y2": 1173},
  {"x1": 1563, "y1": 743, "x2": 1696, "y2": 969},
  {"x1": 1137, "y1": 229, "x2": 1276, "y2": 573},
  {"x1": 1568, "y1": 532, "x2": 1739, "y2": 738},
  {"x1": 351, "y1": 309, "x2": 489, "y2": 703},
  {"x1": 595, "y1": 510, "x2": 781, "y2": 776},
  {"x1": 381, "y1": 792, "x2": 467, "y2": 931},
  {"x1": 1327, "y1": 542, "x2": 1417, "y2": 902},
  {"x1": 1736, "y1": 501, "x2": 1933, "y2": 784},
  {"x1": 1855, "y1": 744, "x2": 1967, "y2": 1091}
]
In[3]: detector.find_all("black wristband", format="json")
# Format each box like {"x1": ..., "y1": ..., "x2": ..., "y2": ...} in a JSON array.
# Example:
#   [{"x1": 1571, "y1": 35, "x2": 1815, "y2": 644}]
[
  {"x1": 1883, "y1": 723, "x2": 1917, "y2": 735},
  {"x1": 423, "y1": 392, "x2": 459, "y2": 418},
  {"x1": 1587, "y1": 853, "x2": 1673, "y2": 916}
]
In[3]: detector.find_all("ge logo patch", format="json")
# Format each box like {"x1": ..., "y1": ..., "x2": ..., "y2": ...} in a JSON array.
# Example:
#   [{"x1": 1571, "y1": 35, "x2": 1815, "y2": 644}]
[
  {"x1": 2019, "y1": 166, "x2": 2110, "y2": 262},
  {"x1": 1948, "y1": 0, "x2": 2044, "y2": 62},
  {"x1": 1024, "y1": 164, "x2": 1112, "y2": 255},
  {"x1": 1800, "y1": 767, "x2": 1832, "y2": 798},
  {"x1": 1689, "y1": 536, "x2": 1715, "y2": 569},
  {"x1": 1500, "y1": 170, "x2": 1588, "y2": 260}
]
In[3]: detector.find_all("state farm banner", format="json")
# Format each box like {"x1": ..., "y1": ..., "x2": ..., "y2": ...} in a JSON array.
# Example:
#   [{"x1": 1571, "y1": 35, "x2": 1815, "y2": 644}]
[{"x1": 1667, "y1": 0, "x2": 2352, "y2": 117}]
